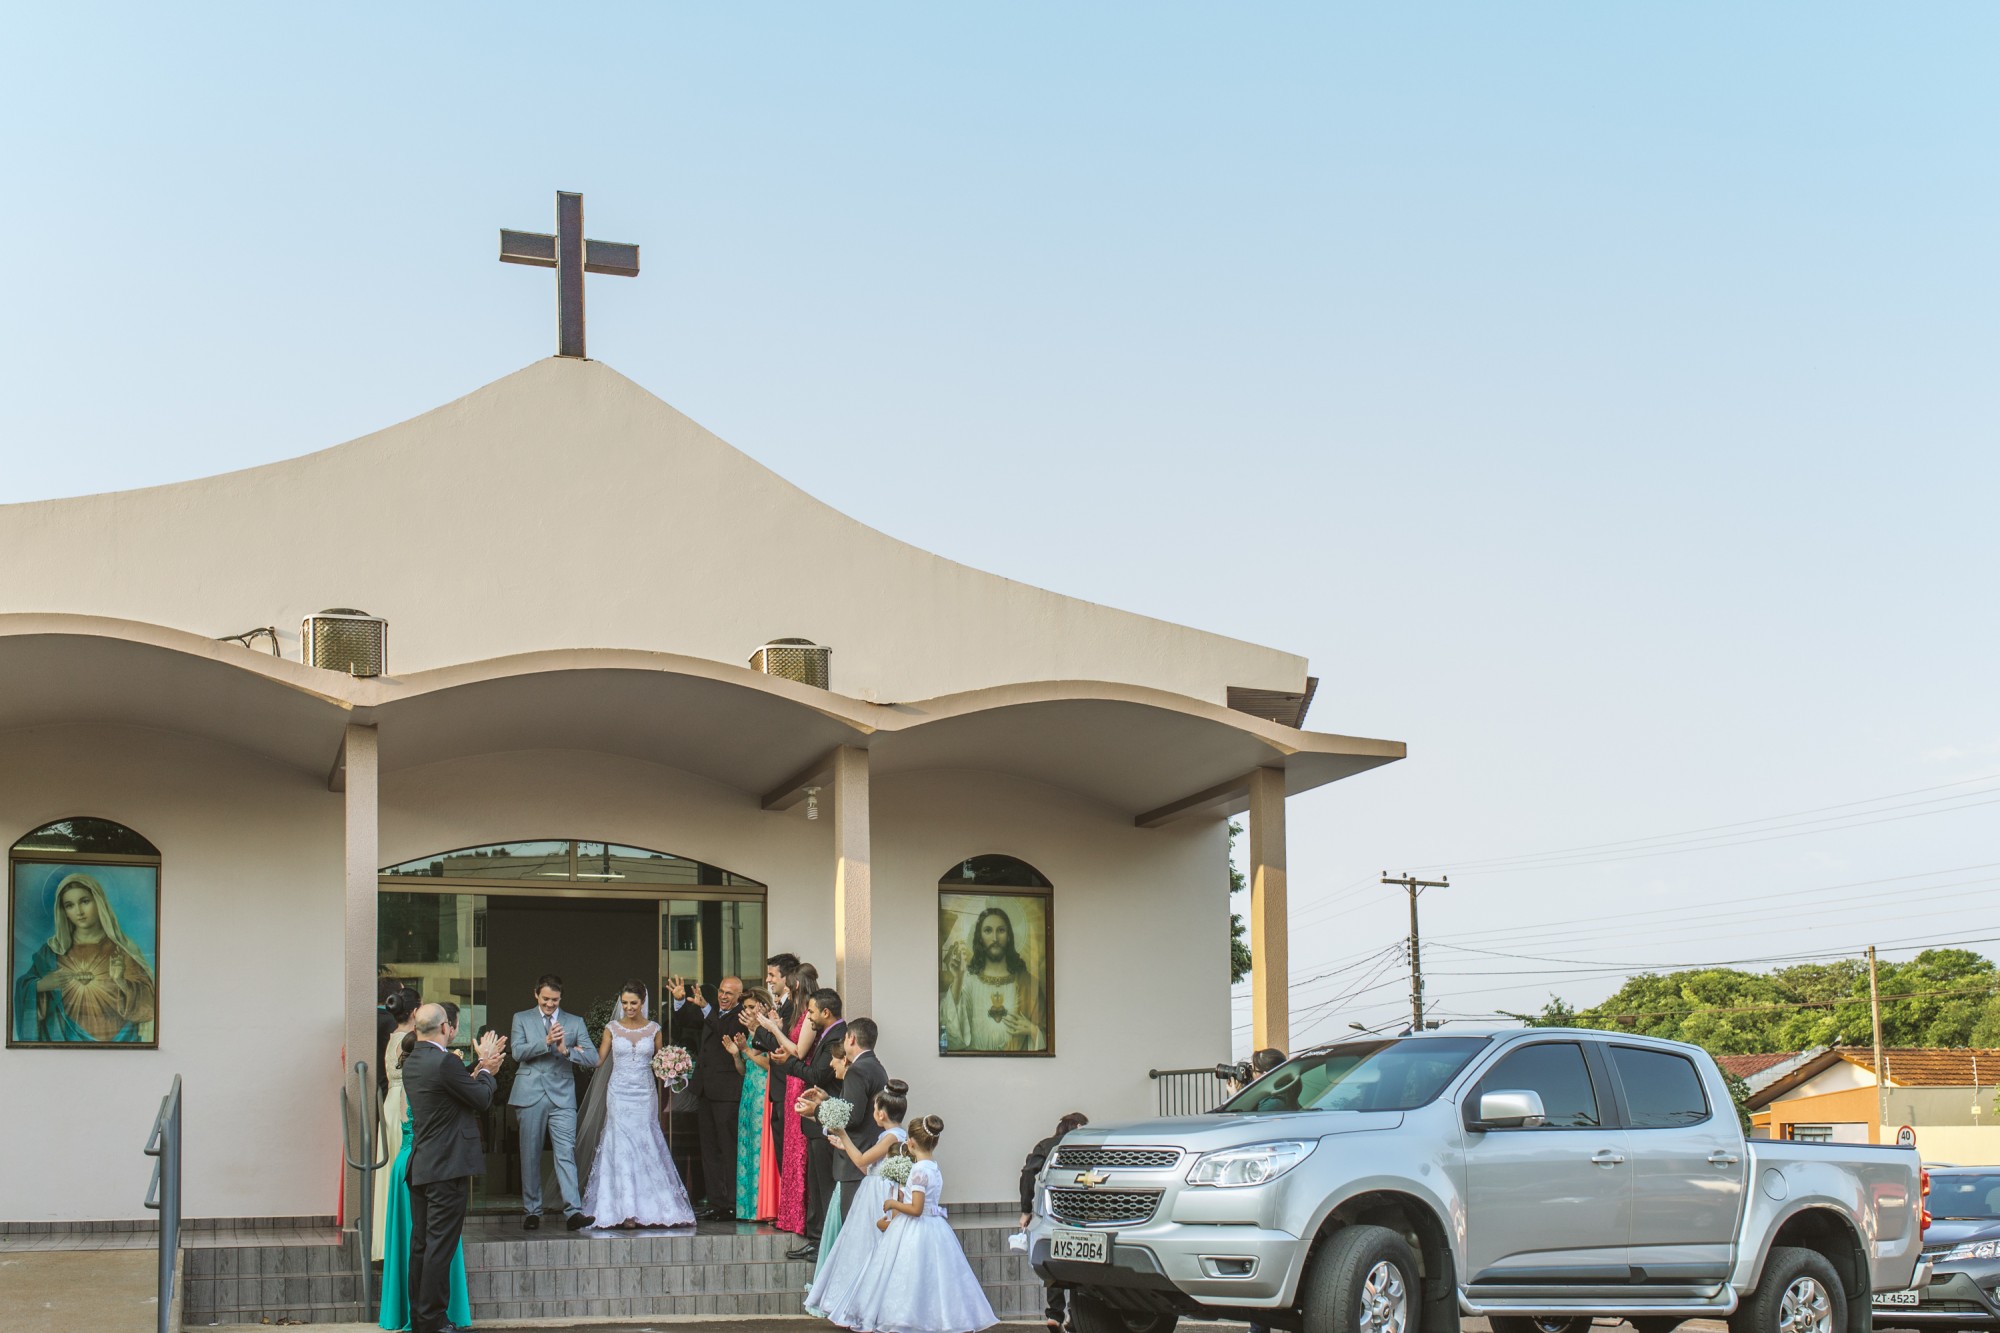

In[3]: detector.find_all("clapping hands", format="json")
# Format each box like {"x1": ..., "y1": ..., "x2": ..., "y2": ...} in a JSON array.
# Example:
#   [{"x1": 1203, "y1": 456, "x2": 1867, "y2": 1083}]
[{"x1": 473, "y1": 1029, "x2": 507, "y2": 1073}]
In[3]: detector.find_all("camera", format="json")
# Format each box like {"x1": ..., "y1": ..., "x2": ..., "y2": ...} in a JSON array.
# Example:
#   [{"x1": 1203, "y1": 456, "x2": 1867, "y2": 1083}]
[{"x1": 1213, "y1": 1060, "x2": 1254, "y2": 1084}]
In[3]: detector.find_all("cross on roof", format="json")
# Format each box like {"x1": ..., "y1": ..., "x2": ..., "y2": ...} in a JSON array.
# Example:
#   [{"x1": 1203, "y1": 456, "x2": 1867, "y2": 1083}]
[{"x1": 499, "y1": 191, "x2": 640, "y2": 360}]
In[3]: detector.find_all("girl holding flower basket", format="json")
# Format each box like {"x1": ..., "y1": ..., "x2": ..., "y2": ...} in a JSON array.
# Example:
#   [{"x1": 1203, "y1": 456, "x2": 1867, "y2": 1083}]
[{"x1": 819, "y1": 1115, "x2": 996, "y2": 1333}]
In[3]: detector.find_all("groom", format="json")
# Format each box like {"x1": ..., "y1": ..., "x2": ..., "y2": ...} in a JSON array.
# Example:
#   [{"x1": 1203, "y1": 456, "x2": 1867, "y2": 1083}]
[{"x1": 507, "y1": 974, "x2": 598, "y2": 1230}]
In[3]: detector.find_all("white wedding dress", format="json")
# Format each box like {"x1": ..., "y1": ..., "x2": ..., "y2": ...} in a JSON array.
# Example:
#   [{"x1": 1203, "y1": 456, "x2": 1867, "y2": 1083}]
[{"x1": 579, "y1": 1021, "x2": 696, "y2": 1228}]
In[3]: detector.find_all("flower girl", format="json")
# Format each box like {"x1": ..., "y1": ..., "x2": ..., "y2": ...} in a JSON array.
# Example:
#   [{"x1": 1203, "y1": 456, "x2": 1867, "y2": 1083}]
[
  {"x1": 823, "y1": 1115, "x2": 997, "y2": 1333},
  {"x1": 805, "y1": 1079, "x2": 910, "y2": 1319}
]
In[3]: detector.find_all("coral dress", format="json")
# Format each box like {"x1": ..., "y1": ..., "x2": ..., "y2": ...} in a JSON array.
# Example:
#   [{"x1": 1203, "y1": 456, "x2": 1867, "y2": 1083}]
[{"x1": 776, "y1": 1010, "x2": 815, "y2": 1234}]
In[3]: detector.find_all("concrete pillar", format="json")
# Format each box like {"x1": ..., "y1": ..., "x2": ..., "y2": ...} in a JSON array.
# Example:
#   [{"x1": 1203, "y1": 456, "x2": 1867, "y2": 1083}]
[
  {"x1": 1248, "y1": 766, "x2": 1289, "y2": 1052},
  {"x1": 832, "y1": 746, "x2": 872, "y2": 1016},
  {"x1": 341, "y1": 724, "x2": 379, "y2": 1226}
]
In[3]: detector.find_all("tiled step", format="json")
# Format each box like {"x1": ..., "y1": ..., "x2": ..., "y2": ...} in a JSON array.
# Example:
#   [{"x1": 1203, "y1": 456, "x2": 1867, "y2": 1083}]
[{"x1": 178, "y1": 1214, "x2": 1039, "y2": 1325}]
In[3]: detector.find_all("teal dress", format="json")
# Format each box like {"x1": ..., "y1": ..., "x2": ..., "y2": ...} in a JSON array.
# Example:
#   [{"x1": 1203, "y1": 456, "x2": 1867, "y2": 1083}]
[
  {"x1": 737, "y1": 1052, "x2": 777, "y2": 1218},
  {"x1": 379, "y1": 1103, "x2": 472, "y2": 1331}
]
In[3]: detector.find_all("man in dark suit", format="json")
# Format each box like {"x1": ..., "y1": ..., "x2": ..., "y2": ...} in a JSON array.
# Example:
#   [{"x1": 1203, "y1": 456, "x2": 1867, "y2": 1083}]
[
  {"x1": 776, "y1": 987, "x2": 844, "y2": 1261},
  {"x1": 403, "y1": 1003, "x2": 505, "y2": 1333},
  {"x1": 670, "y1": 974, "x2": 744, "y2": 1218},
  {"x1": 831, "y1": 1017, "x2": 889, "y2": 1224}
]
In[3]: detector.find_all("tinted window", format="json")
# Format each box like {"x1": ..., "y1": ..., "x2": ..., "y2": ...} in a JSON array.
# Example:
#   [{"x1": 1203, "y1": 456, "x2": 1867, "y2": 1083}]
[
  {"x1": 1930, "y1": 1173, "x2": 2000, "y2": 1221},
  {"x1": 1220, "y1": 1037, "x2": 1489, "y2": 1114},
  {"x1": 1480, "y1": 1042, "x2": 1600, "y2": 1127},
  {"x1": 1610, "y1": 1046, "x2": 1709, "y2": 1127}
]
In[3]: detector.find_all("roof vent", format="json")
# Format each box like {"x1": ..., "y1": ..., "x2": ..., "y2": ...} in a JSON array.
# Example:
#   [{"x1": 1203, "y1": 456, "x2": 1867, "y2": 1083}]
[
  {"x1": 302, "y1": 609, "x2": 388, "y2": 678},
  {"x1": 750, "y1": 638, "x2": 831, "y2": 691}
]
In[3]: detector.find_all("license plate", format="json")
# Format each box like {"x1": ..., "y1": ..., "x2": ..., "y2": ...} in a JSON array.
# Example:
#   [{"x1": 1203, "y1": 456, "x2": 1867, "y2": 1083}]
[
  {"x1": 1874, "y1": 1290, "x2": 1921, "y2": 1307},
  {"x1": 1051, "y1": 1228, "x2": 1110, "y2": 1263}
]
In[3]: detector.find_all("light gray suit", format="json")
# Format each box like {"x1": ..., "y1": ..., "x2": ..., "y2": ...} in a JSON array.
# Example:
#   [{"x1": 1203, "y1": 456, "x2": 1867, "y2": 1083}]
[{"x1": 508, "y1": 1006, "x2": 599, "y2": 1218}]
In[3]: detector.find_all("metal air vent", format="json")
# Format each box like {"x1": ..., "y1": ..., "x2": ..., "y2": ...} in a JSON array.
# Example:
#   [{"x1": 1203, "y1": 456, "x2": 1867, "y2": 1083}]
[
  {"x1": 750, "y1": 638, "x2": 831, "y2": 691},
  {"x1": 302, "y1": 609, "x2": 387, "y2": 678}
]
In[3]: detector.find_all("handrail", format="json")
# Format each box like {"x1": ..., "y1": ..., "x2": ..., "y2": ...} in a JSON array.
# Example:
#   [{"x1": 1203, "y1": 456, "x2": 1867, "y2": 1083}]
[
  {"x1": 1148, "y1": 1065, "x2": 1228, "y2": 1118},
  {"x1": 341, "y1": 1060, "x2": 390, "y2": 1318},
  {"x1": 142, "y1": 1075, "x2": 182, "y2": 1333}
]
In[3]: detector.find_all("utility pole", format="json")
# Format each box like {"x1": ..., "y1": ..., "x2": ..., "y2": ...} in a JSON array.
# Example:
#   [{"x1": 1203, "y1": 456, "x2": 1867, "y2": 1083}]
[
  {"x1": 1868, "y1": 945, "x2": 1886, "y2": 1140},
  {"x1": 1382, "y1": 872, "x2": 1449, "y2": 1030}
]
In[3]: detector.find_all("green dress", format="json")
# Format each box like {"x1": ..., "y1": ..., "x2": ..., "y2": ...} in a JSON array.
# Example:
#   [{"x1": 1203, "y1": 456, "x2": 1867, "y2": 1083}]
[
  {"x1": 737, "y1": 1052, "x2": 778, "y2": 1218},
  {"x1": 379, "y1": 1103, "x2": 472, "y2": 1331}
]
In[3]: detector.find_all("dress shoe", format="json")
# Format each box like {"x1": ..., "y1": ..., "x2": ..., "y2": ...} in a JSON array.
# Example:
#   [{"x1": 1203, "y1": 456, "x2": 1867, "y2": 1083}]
[
  {"x1": 566, "y1": 1212, "x2": 595, "y2": 1231},
  {"x1": 786, "y1": 1242, "x2": 818, "y2": 1261},
  {"x1": 522, "y1": 1214, "x2": 541, "y2": 1231}
]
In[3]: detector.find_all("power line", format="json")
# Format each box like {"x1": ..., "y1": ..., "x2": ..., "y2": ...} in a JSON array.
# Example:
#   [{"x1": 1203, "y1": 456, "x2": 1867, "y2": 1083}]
[{"x1": 1400, "y1": 772, "x2": 2000, "y2": 875}]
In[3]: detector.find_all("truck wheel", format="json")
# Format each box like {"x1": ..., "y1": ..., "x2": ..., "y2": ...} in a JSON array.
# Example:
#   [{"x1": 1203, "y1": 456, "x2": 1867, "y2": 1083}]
[
  {"x1": 1731, "y1": 1246, "x2": 1845, "y2": 1333},
  {"x1": 1301, "y1": 1223, "x2": 1423, "y2": 1333},
  {"x1": 1068, "y1": 1291, "x2": 1180, "y2": 1333},
  {"x1": 1490, "y1": 1318, "x2": 1592, "y2": 1333}
]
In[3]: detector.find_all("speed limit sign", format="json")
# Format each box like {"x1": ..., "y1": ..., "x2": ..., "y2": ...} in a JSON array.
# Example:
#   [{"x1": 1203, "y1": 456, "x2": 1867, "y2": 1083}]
[{"x1": 1896, "y1": 1125, "x2": 1916, "y2": 1147}]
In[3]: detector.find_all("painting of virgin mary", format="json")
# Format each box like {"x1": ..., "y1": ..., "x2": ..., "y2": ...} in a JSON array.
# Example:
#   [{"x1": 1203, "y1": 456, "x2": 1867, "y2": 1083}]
[{"x1": 11, "y1": 866, "x2": 159, "y2": 1045}]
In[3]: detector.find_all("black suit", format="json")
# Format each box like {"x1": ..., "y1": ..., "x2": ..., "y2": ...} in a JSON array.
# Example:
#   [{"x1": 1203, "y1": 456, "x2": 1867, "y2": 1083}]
[
  {"x1": 834, "y1": 1050, "x2": 889, "y2": 1221},
  {"x1": 402, "y1": 1041, "x2": 494, "y2": 1333},
  {"x1": 778, "y1": 1018, "x2": 844, "y2": 1242},
  {"x1": 683, "y1": 1001, "x2": 744, "y2": 1208}
]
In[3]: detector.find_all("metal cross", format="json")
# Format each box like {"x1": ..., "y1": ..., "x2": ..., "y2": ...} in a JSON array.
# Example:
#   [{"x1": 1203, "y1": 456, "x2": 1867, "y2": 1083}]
[{"x1": 499, "y1": 191, "x2": 640, "y2": 359}]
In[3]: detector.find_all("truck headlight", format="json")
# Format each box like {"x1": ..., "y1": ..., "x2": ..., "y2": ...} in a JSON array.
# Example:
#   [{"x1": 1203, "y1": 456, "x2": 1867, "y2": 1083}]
[
  {"x1": 1185, "y1": 1140, "x2": 1316, "y2": 1188},
  {"x1": 1938, "y1": 1241, "x2": 1999, "y2": 1263}
]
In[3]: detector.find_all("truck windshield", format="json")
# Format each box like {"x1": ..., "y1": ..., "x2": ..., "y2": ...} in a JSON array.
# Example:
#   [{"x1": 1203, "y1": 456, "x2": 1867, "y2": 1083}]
[
  {"x1": 1218, "y1": 1037, "x2": 1490, "y2": 1114},
  {"x1": 1931, "y1": 1172, "x2": 2000, "y2": 1220}
]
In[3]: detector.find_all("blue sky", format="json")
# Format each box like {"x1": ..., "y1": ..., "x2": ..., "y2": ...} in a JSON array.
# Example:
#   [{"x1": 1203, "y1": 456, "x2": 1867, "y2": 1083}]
[{"x1": 3, "y1": 5, "x2": 1995, "y2": 1049}]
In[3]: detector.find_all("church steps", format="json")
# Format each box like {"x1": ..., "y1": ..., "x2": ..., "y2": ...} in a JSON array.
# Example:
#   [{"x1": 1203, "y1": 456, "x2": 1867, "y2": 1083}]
[{"x1": 169, "y1": 1214, "x2": 1038, "y2": 1325}]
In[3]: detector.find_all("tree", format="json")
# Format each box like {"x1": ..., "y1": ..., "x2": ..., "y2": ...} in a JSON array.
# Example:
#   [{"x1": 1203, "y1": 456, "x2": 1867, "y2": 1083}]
[
  {"x1": 1227, "y1": 820, "x2": 1251, "y2": 984},
  {"x1": 1532, "y1": 949, "x2": 1998, "y2": 1054}
]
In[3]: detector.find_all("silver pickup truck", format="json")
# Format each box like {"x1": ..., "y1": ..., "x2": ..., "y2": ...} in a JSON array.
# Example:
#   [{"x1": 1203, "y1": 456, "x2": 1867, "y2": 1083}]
[{"x1": 1030, "y1": 1028, "x2": 1929, "y2": 1333}]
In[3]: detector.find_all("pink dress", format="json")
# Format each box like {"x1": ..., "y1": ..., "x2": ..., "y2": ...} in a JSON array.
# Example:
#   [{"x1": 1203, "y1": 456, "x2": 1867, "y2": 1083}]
[{"x1": 776, "y1": 1011, "x2": 815, "y2": 1234}]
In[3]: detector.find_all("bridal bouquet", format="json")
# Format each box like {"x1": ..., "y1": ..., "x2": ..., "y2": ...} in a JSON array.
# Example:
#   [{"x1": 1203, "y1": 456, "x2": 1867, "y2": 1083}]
[
  {"x1": 879, "y1": 1152, "x2": 914, "y2": 1188},
  {"x1": 652, "y1": 1044, "x2": 693, "y2": 1093},
  {"x1": 815, "y1": 1096, "x2": 855, "y2": 1132}
]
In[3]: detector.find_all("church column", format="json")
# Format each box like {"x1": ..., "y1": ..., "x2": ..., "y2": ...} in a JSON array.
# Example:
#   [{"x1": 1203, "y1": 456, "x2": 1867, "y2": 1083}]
[
  {"x1": 1248, "y1": 766, "x2": 1289, "y2": 1051},
  {"x1": 341, "y1": 724, "x2": 379, "y2": 1226},
  {"x1": 832, "y1": 746, "x2": 873, "y2": 1016}
]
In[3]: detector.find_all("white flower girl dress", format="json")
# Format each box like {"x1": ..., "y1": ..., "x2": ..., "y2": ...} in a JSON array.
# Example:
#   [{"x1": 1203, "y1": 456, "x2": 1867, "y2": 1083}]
[
  {"x1": 806, "y1": 1124, "x2": 909, "y2": 1318},
  {"x1": 823, "y1": 1157, "x2": 996, "y2": 1333}
]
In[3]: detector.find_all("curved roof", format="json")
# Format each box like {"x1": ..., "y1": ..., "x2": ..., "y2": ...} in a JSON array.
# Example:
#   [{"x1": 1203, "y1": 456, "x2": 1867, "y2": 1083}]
[
  {"x1": 0, "y1": 615, "x2": 1402, "y2": 820},
  {"x1": 0, "y1": 357, "x2": 1314, "y2": 708}
]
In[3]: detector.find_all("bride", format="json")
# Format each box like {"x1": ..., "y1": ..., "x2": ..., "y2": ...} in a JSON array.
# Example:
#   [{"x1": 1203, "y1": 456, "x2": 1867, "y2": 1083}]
[{"x1": 575, "y1": 979, "x2": 696, "y2": 1229}]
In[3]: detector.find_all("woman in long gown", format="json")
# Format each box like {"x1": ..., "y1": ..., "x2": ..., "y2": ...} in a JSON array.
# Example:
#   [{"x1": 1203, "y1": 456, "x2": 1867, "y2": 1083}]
[
  {"x1": 577, "y1": 981, "x2": 696, "y2": 1229},
  {"x1": 379, "y1": 1030, "x2": 471, "y2": 1331},
  {"x1": 724, "y1": 987, "x2": 781, "y2": 1221},
  {"x1": 370, "y1": 989, "x2": 419, "y2": 1262},
  {"x1": 758, "y1": 962, "x2": 820, "y2": 1235}
]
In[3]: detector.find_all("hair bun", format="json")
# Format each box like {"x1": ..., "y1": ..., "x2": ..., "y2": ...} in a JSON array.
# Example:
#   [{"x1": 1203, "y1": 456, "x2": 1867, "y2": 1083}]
[
  {"x1": 886, "y1": 1078, "x2": 909, "y2": 1096},
  {"x1": 924, "y1": 1114, "x2": 945, "y2": 1134}
]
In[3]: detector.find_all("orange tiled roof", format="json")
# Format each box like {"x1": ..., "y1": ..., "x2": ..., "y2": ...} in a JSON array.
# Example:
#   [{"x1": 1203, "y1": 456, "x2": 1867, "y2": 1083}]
[
  {"x1": 1836, "y1": 1047, "x2": 2000, "y2": 1087},
  {"x1": 1716, "y1": 1052, "x2": 1800, "y2": 1080}
]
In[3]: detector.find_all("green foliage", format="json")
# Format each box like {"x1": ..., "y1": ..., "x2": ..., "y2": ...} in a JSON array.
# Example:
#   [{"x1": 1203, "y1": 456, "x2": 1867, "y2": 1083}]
[
  {"x1": 1535, "y1": 949, "x2": 1999, "y2": 1054},
  {"x1": 1228, "y1": 820, "x2": 1251, "y2": 985},
  {"x1": 1722, "y1": 1069, "x2": 1753, "y2": 1132}
]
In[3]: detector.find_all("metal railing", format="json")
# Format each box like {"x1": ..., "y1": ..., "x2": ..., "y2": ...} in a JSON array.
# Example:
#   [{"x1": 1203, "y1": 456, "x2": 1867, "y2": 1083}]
[
  {"x1": 142, "y1": 1075, "x2": 183, "y2": 1333},
  {"x1": 1148, "y1": 1066, "x2": 1230, "y2": 1118},
  {"x1": 340, "y1": 1060, "x2": 390, "y2": 1319}
]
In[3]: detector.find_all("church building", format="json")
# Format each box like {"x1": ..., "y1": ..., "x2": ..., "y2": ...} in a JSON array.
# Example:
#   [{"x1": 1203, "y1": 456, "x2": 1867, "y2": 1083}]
[{"x1": 0, "y1": 200, "x2": 1403, "y2": 1240}]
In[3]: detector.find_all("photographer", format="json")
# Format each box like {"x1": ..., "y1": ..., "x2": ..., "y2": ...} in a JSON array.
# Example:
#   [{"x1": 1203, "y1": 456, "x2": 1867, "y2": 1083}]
[{"x1": 1220, "y1": 1047, "x2": 1286, "y2": 1098}]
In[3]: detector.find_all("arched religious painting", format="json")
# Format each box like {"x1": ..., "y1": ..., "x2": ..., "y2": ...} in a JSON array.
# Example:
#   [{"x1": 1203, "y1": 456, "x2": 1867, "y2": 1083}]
[
  {"x1": 937, "y1": 854, "x2": 1053, "y2": 1057},
  {"x1": 8, "y1": 817, "x2": 162, "y2": 1048}
]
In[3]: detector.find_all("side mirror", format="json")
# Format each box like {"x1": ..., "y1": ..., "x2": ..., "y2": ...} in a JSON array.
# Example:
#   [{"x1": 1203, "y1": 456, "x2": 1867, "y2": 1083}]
[{"x1": 1471, "y1": 1089, "x2": 1549, "y2": 1130}]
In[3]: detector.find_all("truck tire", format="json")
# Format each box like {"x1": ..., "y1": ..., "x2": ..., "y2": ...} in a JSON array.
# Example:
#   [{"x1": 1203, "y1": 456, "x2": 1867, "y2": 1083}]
[
  {"x1": 1301, "y1": 1223, "x2": 1424, "y2": 1333},
  {"x1": 1490, "y1": 1319, "x2": 1592, "y2": 1333},
  {"x1": 1731, "y1": 1246, "x2": 1846, "y2": 1333},
  {"x1": 1068, "y1": 1290, "x2": 1179, "y2": 1333}
]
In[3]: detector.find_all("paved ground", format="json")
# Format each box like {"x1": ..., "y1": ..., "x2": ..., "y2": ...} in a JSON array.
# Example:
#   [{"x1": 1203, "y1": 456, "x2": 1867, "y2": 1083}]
[{"x1": 0, "y1": 1247, "x2": 161, "y2": 1333}]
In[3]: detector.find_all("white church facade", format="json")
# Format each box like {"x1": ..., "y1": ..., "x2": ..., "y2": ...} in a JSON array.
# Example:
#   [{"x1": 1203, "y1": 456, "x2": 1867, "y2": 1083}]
[{"x1": 0, "y1": 351, "x2": 1402, "y2": 1227}]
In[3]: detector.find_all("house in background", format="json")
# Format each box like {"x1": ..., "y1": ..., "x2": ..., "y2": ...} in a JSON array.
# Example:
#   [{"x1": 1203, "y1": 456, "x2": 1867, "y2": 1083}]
[{"x1": 1742, "y1": 1047, "x2": 2000, "y2": 1163}]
